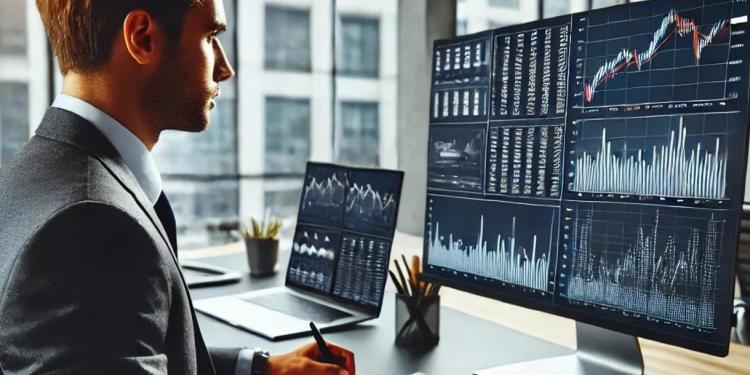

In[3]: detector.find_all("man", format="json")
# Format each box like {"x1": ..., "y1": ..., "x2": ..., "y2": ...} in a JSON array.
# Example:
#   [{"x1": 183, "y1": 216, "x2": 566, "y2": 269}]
[{"x1": 0, "y1": 0, "x2": 355, "y2": 374}]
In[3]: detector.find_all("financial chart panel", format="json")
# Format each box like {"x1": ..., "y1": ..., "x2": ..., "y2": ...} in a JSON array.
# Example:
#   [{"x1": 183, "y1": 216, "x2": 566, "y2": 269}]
[
  {"x1": 289, "y1": 162, "x2": 403, "y2": 312},
  {"x1": 423, "y1": 0, "x2": 749, "y2": 355}
]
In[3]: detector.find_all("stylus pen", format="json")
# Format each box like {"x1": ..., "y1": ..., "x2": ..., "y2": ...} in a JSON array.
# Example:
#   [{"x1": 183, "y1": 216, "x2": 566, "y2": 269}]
[{"x1": 309, "y1": 321, "x2": 336, "y2": 364}]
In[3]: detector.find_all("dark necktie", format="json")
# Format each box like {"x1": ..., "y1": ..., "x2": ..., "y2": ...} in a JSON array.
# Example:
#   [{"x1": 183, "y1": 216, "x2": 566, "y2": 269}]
[
  {"x1": 153, "y1": 191, "x2": 178, "y2": 257},
  {"x1": 154, "y1": 191, "x2": 214, "y2": 373}
]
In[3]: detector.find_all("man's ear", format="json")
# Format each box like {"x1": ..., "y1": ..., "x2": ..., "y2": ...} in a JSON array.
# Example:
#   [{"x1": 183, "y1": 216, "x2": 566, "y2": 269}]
[{"x1": 122, "y1": 10, "x2": 165, "y2": 65}]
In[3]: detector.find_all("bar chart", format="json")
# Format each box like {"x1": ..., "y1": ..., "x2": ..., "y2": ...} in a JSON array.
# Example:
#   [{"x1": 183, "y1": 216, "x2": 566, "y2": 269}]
[{"x1": 567, "y1": 113, "x2": 738, "y2": 201}]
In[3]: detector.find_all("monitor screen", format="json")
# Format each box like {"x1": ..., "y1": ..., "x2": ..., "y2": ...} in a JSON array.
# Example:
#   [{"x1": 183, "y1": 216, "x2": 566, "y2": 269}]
[
  {"x1": 422, "y1": 0, "x2": 750, "y2": 356},
  {"x1": 287, "y1": 162, "x2": 404, "y2": 314}
]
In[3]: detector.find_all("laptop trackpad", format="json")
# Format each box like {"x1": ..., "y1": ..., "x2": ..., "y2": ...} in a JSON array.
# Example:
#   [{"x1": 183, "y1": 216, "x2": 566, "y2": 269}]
[{"x1": 242, "y1": 291, "x2": 352, "y2": 323}]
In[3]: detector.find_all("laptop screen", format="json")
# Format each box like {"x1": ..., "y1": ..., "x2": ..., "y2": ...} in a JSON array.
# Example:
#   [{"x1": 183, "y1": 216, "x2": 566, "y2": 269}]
[{"x1": 285, "y1": 162, "x2": 404, "y2": 314}]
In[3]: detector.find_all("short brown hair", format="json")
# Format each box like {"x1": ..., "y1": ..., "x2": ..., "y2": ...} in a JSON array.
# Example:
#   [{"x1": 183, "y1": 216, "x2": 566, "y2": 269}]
[{"x1": 36, "y1": 0, "x2": 201, "y2": 74}]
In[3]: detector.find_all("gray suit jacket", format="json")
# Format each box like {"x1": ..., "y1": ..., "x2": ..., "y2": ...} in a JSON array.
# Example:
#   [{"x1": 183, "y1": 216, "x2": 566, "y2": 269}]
[{"x1": 0, "y1": 108, "x2": 240, "y2": 374}]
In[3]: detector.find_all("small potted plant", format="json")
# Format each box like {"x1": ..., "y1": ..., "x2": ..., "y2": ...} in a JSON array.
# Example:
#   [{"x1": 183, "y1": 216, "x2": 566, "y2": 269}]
[{"x1": 242, "y1": 211, "x2": 282, "y2": 277}]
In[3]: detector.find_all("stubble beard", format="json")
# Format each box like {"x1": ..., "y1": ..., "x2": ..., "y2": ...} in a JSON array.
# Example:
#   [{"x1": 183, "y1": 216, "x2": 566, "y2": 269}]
[{"x1": 141, "y1": 50, "x2": 211, "y2": 136}]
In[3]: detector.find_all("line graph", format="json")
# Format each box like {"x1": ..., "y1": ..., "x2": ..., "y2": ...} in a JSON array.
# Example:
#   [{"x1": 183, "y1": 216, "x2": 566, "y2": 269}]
[
  {"x1": 560, "y1": 202, "x2": 725, "y2": 330},
  {"x1": 343, "y1": 170, "x2": 402, "y2": 237},
  {"x1": 298, "y1": 165, "x2": 347, "y2": 226},
  {"x1": 584, "y1": 10, "x2": 728, "y2": 103},
  {"x1": 345, "y1": 183, "x2": 397, "y2": 225},
  {"x1": 569, "y1": 114, "x2": 729, "y2": 200},
  {"x1": 571, "y1": 1, "x2": 744, "y2": 109}
]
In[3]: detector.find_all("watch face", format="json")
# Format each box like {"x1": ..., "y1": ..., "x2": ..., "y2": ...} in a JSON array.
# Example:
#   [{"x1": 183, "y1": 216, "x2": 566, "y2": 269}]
[{"x1": 251, "y1": 349, "x2": 270, "y2": 375}]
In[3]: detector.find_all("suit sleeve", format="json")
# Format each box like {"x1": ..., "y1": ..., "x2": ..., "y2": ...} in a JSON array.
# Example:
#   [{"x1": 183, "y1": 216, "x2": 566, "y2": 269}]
[
  {"x1": 0, "y1": 201, "x2": 173, "y2": 374},
  {"x1": 208, "y1": 347, "x2": 247, "y2": 375}
]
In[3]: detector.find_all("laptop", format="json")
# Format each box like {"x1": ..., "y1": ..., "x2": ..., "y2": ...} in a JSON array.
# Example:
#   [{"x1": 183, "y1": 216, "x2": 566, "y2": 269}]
[{"x1": 195, "y1": 162, "x2": 404, "y2": 340}]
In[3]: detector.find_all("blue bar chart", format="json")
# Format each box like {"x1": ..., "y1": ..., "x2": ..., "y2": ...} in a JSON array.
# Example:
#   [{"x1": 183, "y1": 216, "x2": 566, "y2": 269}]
[
  {"x1": 568, "y1": 113, "x2": 734, "y2": 200},
  {"x1": 426, "y1": 195, "x2": 558, "y2": 295}
]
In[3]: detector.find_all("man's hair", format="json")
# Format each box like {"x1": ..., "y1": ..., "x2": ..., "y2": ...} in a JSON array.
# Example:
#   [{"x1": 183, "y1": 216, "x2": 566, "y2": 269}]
[{"x1": 36, "y1": 0, "x2": 202, "y2": 74}]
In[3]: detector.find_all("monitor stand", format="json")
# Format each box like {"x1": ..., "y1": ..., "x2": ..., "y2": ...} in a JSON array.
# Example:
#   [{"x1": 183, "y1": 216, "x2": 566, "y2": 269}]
[{"x1": 474, "y1": 321, "x2": 643, "y2": 375}]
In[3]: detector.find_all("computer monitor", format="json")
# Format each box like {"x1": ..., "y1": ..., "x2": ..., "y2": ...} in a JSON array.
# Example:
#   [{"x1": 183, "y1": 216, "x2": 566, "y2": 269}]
[{"x1": 421, "y1": 0, "x2": 750, "y2": 372}]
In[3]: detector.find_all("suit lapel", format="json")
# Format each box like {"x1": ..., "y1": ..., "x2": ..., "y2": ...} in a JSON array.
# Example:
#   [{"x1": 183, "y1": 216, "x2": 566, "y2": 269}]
[{"x1": 35, "y1": 108, "x2": 175, "y2": 257}]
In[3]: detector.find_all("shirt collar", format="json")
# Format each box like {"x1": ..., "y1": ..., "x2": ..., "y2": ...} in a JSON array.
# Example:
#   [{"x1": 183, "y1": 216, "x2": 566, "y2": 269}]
[{"x1": 51, "y1": 94, "x2": 163, "y2": 205}]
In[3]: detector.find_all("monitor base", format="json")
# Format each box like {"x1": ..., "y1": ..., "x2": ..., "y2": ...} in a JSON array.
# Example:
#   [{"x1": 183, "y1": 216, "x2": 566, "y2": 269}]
[{"x1": 474, "y1": 322, "x2": 643, "y2": 375}]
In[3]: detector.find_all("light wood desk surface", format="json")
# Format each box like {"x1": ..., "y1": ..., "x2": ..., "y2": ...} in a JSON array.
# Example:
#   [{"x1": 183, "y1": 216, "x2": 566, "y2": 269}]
[{"x1": 185, "y1": 231, "x2": 750, "y2": 375}]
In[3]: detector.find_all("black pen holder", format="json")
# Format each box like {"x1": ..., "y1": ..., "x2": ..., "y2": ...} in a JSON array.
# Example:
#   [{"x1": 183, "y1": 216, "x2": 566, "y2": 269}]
[{"x1": 395, "y1": 294, "x2": 440, "y2": 347}]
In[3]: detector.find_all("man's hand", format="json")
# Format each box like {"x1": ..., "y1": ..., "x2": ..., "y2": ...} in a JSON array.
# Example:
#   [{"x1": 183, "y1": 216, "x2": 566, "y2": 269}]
[{"x1": 265, "y1": 341, "x2": 355, "y2": 375}]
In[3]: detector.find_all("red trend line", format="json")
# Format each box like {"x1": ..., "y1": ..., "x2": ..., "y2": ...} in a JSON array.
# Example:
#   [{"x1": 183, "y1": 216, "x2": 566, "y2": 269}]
[{"x1": 583, "y1": 10, "x2": 728, "y2": 104}]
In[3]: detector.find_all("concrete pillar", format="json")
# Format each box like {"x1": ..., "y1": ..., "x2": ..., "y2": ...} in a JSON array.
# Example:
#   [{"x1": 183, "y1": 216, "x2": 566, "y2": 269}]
[{"x1": 396, "y1": 0, "x2": 455, "y2": 235}]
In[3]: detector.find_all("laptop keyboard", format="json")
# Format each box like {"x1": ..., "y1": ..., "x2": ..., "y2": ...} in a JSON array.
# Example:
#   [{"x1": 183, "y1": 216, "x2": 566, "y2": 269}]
[{"x1": 242, "y1": 292, "x2": 353, "y2": 323}]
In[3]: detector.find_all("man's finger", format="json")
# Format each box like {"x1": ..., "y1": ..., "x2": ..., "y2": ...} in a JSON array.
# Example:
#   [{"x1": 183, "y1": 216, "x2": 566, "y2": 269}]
[{"x1": 326, "y1": 343, "x2": 355, "y2": 374}]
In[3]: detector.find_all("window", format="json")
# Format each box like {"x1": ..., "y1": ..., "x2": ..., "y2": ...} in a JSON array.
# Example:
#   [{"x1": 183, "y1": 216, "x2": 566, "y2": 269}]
[
  {"x1": 338, "y1": 101, "x2": 379, "y2": 166},
  {"x1": 265, "y1": 6, "x2": 311, "y2": 71},
  {"x1": 339, "y1": 16, "x2": 380, "y2": 78},
  {"x1": 489, "y1": 0, "x2": 520, "y2": 9},
  {"x1": 0, "y1": 83, "x2": 29, "y2": 164},
  {"x1": 0, "y1": 0, "x2": 30, "y2": 167},
  {"x1": 456, "y1": 20, "x2": 468, "y2": 36},
  {"x1": 489, "y1": 21, "x2": 509, "y2": 30},
  {"x1": 0, "y1": 0, "x2": 26, "y2": 54},
  {"x1": 543, "y1": 0, "x2": 569, "y2": 18},
  {"x1": 264, "y1": 183, "x2": 303, "y2": 220},
  {"x1": 458, "y1": 0, "x2": 537, "y2": 32},
  {"x1": 265, "y1": 97, "x2": 311, "y2": 174},
  {"x1": 592, "y1": 0, "x2": 627, "y2": 9}
]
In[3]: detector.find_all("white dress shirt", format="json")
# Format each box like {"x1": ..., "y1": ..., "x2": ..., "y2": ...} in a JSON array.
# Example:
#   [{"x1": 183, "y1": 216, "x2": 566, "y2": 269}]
[
  {"x1": 50, "y1": 94, "x2": 256, "y2": 373},
  {"x1": 51, "y1": 94, "x2": 162, "y2": 205}
]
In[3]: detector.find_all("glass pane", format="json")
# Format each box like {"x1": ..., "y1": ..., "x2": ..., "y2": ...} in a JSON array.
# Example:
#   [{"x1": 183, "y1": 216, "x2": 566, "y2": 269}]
[
  {"x1": 592, "y1": 0, "x2": 627, "y2": 9},
  {"x1": 0, "y1": 0, "x2": 26, "y2": 55},
  {"x1": 263, "y1": 177, "x2": 304, "y2": 223},
  {"x1": 0, "y1": 82, "x2": 29, "y2": 164},
  {"x1": 339, "y1": 101, "x2": 379, "y2": 166},
  {"x1": 458, "y1": 0, "x2": 538, "y2": 35},
  {"x1": 265, "y1": 6, "x2": 311, "y2": 71},
  {"x1": 489, "y1": 0, "x2": 520, "y2": 9},
  {"x1": 264, "y1": 97, "x2": 311, "y2": 174},
  {"x1": 166, "y1": 179, "x2": 240, "y2": 249},
  {"x1": 544, "y1": 0, "x2": 570, "y2": 18},
  {"x1": 340, "y1": 16, "x2": 380, "y2": 77}
]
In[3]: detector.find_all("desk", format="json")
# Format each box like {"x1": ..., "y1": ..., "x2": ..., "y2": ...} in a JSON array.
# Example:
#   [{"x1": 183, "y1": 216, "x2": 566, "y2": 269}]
[
  {"x1": 186, "y1": 231, "x2": 750, "y2": 375},
  {"x1": 190, "y1": 251, "x2": 570, "y2": 374}
]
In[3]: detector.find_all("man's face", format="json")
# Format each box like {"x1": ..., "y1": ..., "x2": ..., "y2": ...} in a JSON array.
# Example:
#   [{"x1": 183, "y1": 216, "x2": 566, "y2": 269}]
[{"x1": 142, "y1": 0, "x2": 234, "y2": 134}]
